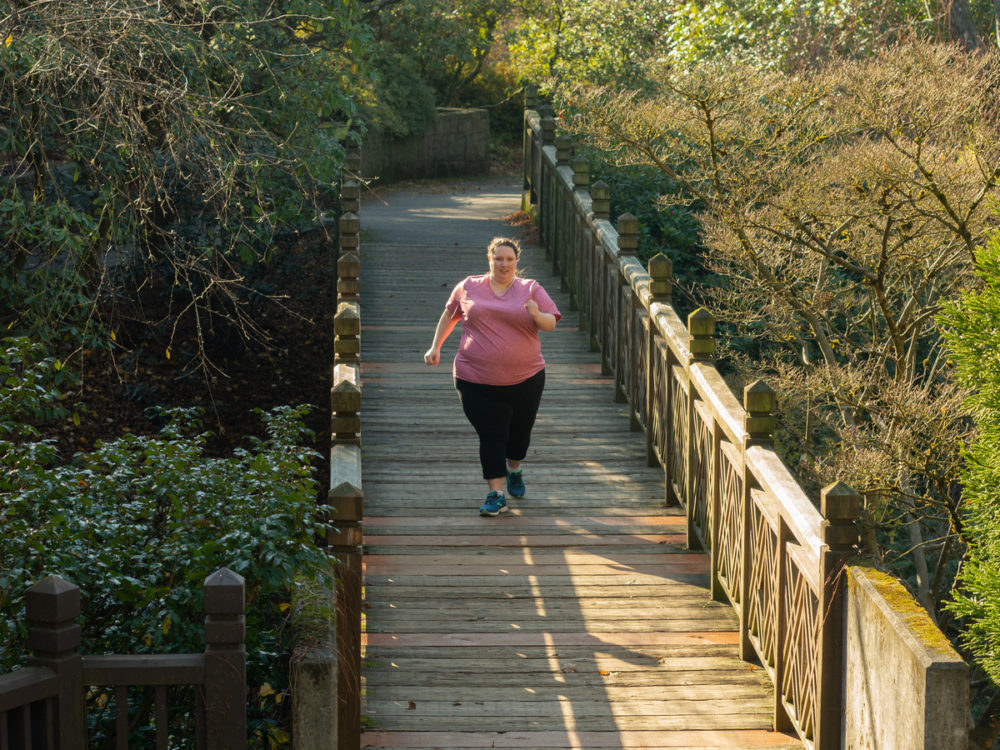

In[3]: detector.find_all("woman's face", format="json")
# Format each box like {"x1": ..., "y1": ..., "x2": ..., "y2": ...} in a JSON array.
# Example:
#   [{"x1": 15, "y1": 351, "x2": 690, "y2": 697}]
[{"x1": 489, "y1": 245, "x2": 518, "y2": 284}]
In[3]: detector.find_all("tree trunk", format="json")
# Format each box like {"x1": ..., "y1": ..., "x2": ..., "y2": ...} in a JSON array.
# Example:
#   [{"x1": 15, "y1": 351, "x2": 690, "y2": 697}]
[
  {"x1": 994, "y1": 0, "x2": 1000, "y2": 47},
  {"x1": 947, "y1": 0, "x2": 983, "y2": 51}
]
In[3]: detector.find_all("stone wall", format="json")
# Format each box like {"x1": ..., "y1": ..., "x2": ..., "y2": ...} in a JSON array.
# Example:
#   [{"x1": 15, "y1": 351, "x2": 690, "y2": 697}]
[
  {"x1": 362, "y1": 107, "x2": 490, "y2": 182},
  {"x1": 845, "y1": 564, "x2": 968, "y2": 749}
]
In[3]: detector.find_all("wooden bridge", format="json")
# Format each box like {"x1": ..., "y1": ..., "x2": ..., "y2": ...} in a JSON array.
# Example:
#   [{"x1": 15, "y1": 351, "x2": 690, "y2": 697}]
[{"x1": 352, "y1": 179, "x2": 805, "y2": 749}]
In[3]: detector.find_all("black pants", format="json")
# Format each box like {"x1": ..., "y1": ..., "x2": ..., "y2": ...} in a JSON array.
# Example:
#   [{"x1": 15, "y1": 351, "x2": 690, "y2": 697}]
[{"x1": 455, "y1": 370, "x2": 546, "y2": 480}]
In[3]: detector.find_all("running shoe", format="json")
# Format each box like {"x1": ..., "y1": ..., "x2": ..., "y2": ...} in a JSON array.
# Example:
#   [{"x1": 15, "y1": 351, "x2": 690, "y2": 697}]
[
  {"x1": 479, "y1": 490, "x2": 507, "y2": 517},
  {"x1": 506, "y1": 469, "x2": 526, "y2": 498}
]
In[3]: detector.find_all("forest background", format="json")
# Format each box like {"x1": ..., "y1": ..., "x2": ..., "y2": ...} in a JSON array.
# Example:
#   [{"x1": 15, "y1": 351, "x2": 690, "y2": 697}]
[{"x1": 3, "y1": 0, "x2": 1000, "y2": 746}]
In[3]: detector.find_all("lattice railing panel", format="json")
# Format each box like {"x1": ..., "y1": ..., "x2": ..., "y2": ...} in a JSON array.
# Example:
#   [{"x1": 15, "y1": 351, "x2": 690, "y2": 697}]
[
  {"x1": 633, "y1": 307, "x2": 649, "y2": 430},
  {"x1": 618, "y1": 281, "x2": 632, "y2": 401},
  {"x1": 649, "y1": 339, "x2": 668, "y2": 465},
  {"x1": 716, "y1": 441, "x2": 744, "y2": 605},
  {"x1": 691, "y1": 398, "x2": 713, "y2": 547},
  {"x1": 670, "y1": 368, "x2": 689, "y2": 505},
  {"x1": 782, "y1": 546, "x2": 820, "y2": 745},
  {"x1": 747, "y1": 493, "x2": 779, "y2": 675}
]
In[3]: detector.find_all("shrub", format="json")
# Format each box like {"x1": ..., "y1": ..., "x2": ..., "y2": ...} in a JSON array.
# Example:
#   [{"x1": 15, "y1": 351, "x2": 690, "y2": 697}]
[
  {"x1": 0, "y1": 337, "x2": 328, "y2": 744},
  {"x1": 941, "y1": 232, "x2": 1000, "y2": 686}
]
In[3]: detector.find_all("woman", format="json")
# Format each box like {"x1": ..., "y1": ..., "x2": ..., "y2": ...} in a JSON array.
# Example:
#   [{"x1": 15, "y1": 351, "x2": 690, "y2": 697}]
[{"x1": 424, "y1": 237, "x2": 561, "y2": 516}]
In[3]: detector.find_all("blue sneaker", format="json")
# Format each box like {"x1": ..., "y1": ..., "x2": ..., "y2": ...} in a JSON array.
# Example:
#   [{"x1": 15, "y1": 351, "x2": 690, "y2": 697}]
[
  {"x1": 506, "y1": 469, "x2": 525, "y2": 498},
  {"x1": 480, "y1": 491, "x2": 507, "y2": 517}
]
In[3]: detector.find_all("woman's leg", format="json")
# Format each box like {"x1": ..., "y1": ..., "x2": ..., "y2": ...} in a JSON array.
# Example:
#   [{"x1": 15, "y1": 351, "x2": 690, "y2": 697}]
[
  {"x1": 504, "y1": 370, "x2": 545, "y2": 464},
  {"x1": 455, "y1": 378, "x2": 511, "y2": 483}
]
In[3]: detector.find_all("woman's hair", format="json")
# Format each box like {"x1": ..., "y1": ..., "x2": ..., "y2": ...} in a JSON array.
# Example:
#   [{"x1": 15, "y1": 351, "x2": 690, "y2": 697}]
[{"x1": 487, "y1": 237, "x2": 521, "y2": 259}]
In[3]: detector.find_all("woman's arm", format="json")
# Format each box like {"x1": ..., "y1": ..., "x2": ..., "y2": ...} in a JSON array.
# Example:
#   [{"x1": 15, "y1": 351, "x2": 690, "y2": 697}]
[
  {"x1": 525, "y1": 299, "x2": 557, "y2": 332},
  {"x1": 424, "y1": 309, "x2": 460, "y2": 366}
]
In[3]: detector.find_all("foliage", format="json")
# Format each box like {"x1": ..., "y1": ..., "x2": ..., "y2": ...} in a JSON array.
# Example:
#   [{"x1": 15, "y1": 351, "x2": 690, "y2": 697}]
[
  {"x1": 505, "y1": 0, "x2": 671, "y2": 90},
  {"x1": 0, "y1": 0, "x2": 369, "y2": 371},
  {"x1": 0, "y1": 337, "x2": 328, "y2": 744},
  {"x1": 942, "y1": 234, "x2": 1000, "y2": 686},
  {"x1": 660, "y1": 0, "x2": 928, "y2": 72},
  {"x1": 584, "y1": 152, "x2": 706, "y2": 311},
  {"x1": 572, "y1": 42, "x2": 1000, "y2": 616}
]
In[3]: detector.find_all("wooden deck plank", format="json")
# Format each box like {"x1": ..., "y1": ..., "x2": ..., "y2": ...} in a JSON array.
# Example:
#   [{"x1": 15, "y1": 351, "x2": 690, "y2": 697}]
[{"x1": 359, "y1": 179, "x2": 800, "y2": 749}]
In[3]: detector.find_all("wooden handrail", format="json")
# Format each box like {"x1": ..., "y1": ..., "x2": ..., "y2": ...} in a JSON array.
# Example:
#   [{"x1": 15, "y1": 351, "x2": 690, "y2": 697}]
[
  {"x1": 1, "y1": 569, "x2": 245, "y2": 749},
  {"x1": 522, "y1": 91, "x2": 856, "y2": 750},
  {"x1": 323, "y1": 149, "x2": 365, "y2": 750}
]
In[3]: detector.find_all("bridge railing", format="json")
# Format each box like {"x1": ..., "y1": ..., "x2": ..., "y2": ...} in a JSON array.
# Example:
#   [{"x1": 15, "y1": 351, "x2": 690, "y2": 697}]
[
  {"x1": 0, "y1": 569, "x2": 245, "y2": 749},
  {"x1": 320, "y1": 155, "x2": 364, "y2": 750},
  {"x1": 523, "y1": 88, "x2": 855, "y2": 750}
]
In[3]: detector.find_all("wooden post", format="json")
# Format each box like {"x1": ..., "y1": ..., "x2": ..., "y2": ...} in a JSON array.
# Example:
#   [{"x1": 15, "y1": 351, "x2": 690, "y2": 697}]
[
  {"x1": 590, "y1": 180, "x2": 610, "y2": 221},
  {"x1": 26, "y1": 576, "x2": 84, "y2": 750},
  {"x1": 555, "y1": 135, "x2": 572, "y2": 168},
  {"x1": 339, "y1": 211, "x2": 360, "y2": 256},
  {"x1": 615, "y1": 213, "x2": 639, "y2": 407},
  {"x1": 738, "y1": 380, "x2": 776, "y2": 661},
  {"x1": 344, "y1": 150, "x2": 361, "y2": 176},
  {"x1": 523, "y1": 86, "x2": 539, "y2": 210},
  {"x1": 334, "y1": 302, "x2": 360, "y2": 367},
  {"x1": 816, "y1": 481, "x2": 860, "y2": 749},
  {"x1": 743, "y1": 380, "x2": 776, "y2": 446},
  {"x1": 540, "y1": 113, "x2": 556, "y2": 147},
  {"x1": 683, "y1": 309, "x2": 715, "y2": 549},
  {"x1": 571, "y1": 156, "x2": 590, "y2": 192},
  {"x1": 341, "y1": 179, "x2": 361, "y2": 216},
  {"x1": 524, "y1": 84, "x2": 539, "y2": 110},
  {"x1": 203, "y1": 568, "x2": 246, "y2": 750},
  {"x1": 646, "y1": 254, "x2": 672, "y2": 469},
  {"x1": 616, "y1": 213, "x2": 639, "y2": 257},
  {"x1": 338, "y1": 251, "x2": 361, "y2": 304},
  {"x1": 331, "y1": 369, "x2": 362, "y2": 447},
  {"x1": 687, "y1": 308, "x2": 715, "y2": 363},
  {"x1": 329, "y1": 478, "x2": 363, "y2": 750},
  {"x1": 648, "y1": 253, "x2": 672, "y2": 304}
]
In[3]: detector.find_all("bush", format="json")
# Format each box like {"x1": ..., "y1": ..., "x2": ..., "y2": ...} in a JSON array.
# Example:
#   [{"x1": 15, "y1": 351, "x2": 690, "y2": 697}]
[
  {"x1": 941, "y1": 232, "x2": 1000, "y2": 687},
  {"x1": 585, "y1": 152, "x2": 706, "y2": 306},
  {"x1": 0, "y1": 338, "x2": 328, "y2": 745}
]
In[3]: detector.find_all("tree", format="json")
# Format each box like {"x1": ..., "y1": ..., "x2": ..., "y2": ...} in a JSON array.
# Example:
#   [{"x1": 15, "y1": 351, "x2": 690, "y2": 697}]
[
  {"x1": 572, "y1": 42, "x2": 1000, "y2": 615},
  {"x1": 505, "y1": 0, "x2": 671, "y2": 89},
  {"x1": 0, "y1": 0, "x2": 369, "y2": 370}
]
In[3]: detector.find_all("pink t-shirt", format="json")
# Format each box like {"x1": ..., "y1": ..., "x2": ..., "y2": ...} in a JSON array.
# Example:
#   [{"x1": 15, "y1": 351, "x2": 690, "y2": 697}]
[{"x1": 445, "y1": 274, "x2": 562, "y2": 386}]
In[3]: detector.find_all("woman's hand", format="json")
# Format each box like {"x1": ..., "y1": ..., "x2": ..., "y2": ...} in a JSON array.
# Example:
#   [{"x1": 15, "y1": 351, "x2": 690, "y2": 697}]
[
  {"x1": 424, "y1": 348, "x2": 440, "y2": 366},
  {"x1": 525, "y1": 298, "x2": 557, "y2": 331}
]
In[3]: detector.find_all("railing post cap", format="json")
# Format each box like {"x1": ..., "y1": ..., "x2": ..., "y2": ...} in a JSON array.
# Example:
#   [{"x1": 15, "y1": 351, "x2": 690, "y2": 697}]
[
  {"x1": 204, "y1": 568, "x2": 245, "y2": 615},
  {"x1": 336, "y1": 301, "x2": 360, "y2": 319},
  {"x1": 743, "y1": 379, "x2": 777, "y2": 413},
  {"x1": 617, "y1": 213, "x2": 638, "y2": 233},
  {"x1": 821, "y1": 481, "x2": 861, "y2": 520},
  {"x1": 687, "y1": 307, "x2": 715, "y2": 334},
  {"x1": 648, "y1": 252, "x2": 672, "y2": 274},
  {"x1": 26, "y1": 576, "x2": 81, "y2": 623},
  {"x1": 591, "y1": 180, "x2": 610, "y2": 196},
  {"x1": 571, "y1": 155, "x2": 589, "y2": 170},
  {"x1": 330, "y1": 481, "x2": 363, "y2": 499}
]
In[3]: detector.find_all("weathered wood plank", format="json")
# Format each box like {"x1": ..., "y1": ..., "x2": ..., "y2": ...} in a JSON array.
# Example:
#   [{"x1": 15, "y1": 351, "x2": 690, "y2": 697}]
[{"x1": 357, "y1": 179, "x2": 799, "y2": 749}]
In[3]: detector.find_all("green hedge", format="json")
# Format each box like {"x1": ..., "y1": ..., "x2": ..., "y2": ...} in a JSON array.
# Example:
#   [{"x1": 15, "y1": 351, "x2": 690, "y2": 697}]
[{"x1": 0, "y1": 338, "x2": 328, "y2": 746}]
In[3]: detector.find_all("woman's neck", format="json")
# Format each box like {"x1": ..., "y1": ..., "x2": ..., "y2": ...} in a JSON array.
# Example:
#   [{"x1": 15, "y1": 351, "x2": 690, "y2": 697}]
[{"x1": 490, "y1": 274, "x2": 514, "y2": 290}]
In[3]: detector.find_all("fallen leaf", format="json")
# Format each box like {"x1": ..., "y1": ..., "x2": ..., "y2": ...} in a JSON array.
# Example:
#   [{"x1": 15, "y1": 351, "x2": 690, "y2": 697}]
[{"x1": 408, "y1": 701, "x2": 416, "y2": 710}]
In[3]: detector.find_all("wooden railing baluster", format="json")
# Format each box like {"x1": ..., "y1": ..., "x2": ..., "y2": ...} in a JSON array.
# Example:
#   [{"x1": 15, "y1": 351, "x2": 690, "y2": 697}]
[{"x1": 115, "y1": 686, "x2": 128, "y2": 749}]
